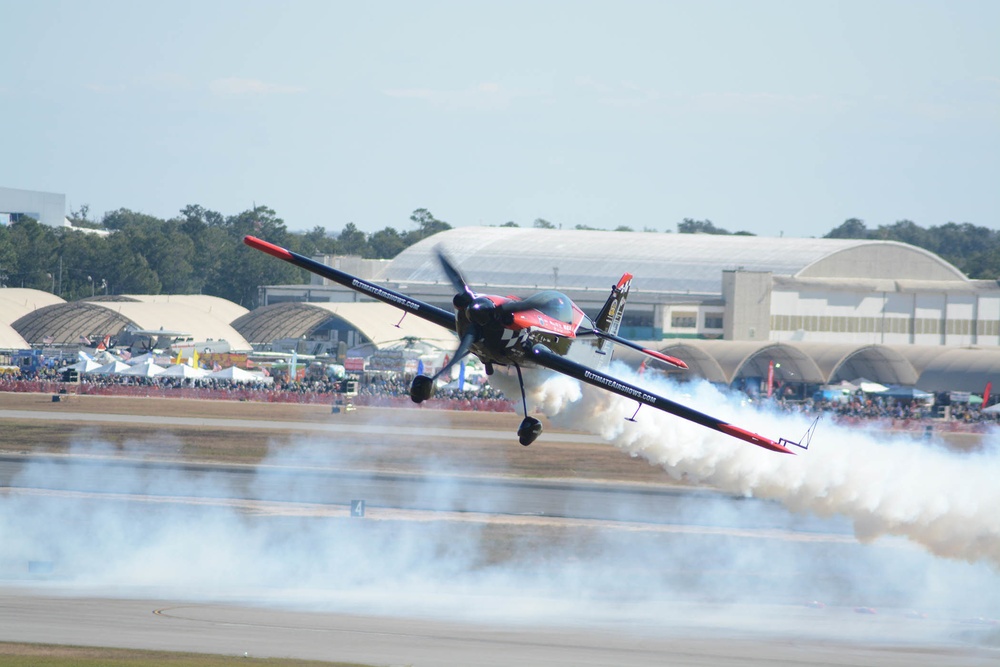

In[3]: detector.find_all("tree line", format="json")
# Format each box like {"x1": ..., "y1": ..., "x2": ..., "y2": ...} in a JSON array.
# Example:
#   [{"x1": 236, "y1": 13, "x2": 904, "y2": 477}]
[
  {"x1": 0, "y1": 206, "x2": 452, "y2": 307},
  {"x1": 0, "y1": 206, "x2": 994, "y2": 309}
]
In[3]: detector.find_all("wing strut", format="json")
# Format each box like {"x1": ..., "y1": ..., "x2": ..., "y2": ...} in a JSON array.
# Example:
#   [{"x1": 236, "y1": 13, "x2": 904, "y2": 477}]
[{"x1": 779, "y1": 416, "x2": 820, "y2": 451}]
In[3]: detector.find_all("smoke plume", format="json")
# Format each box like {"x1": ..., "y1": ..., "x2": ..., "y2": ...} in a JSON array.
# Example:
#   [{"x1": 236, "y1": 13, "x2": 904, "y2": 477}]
[{"x1": 510, "y1": 364, "x2": 1000, "y2": 568}]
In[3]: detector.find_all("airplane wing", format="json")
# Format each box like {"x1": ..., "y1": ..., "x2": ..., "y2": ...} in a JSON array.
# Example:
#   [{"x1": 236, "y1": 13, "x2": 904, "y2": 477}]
[
  {"x1": 243, "y1": 236, "x2": 458, "y2": 332},
  {"x1": 529, "y1": 343, "x2": 797, "y2": 454}
]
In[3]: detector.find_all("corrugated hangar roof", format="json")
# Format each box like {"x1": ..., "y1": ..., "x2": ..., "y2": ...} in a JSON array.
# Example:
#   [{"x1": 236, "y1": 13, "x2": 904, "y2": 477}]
[
  {"x1": 900, "y1": 346, "x2": 1000, "y2": 393},
  {"x1": 12, "y1": 301, "x2": 135, "y2": 345},
  {"x1": 0, "y1": 288, "x2": 66, "y2": 324},
  {"x1": 119, "y1": 294, "x2": 249, "y2": 322},
  {"x1": 233, "y1": 301, "x2": 456, "y2": 347},
  {"x1": 13, "y1": 301, "x2": 251, "y2": 350},
  {"x1": 385, "y1": 227, "x2": 968, "y2": 294},
  {"x1": 83, "y1": 294, "x2": 248, "y2": 322},
  {"x1": 657, "y1": 340, "x2": 920, "y2": 386}
]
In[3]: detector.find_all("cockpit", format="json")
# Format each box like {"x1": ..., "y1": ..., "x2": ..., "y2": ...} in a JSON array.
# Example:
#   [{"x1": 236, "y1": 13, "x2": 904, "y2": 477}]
[{"x1": 525, "y1": 290, "x2": 575, "y2": 323}]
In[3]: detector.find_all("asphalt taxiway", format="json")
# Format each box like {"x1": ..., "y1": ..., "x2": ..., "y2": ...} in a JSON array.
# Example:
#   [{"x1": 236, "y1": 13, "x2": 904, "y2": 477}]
[{"x1": 3, "y1": 405, "x2": 999, "y2": 665}]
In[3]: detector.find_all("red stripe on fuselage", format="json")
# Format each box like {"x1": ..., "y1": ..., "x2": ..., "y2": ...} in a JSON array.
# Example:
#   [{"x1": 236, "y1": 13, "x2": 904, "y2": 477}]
[{"x1": 244, "y1": 235, "x2": 294, "y2": 261}]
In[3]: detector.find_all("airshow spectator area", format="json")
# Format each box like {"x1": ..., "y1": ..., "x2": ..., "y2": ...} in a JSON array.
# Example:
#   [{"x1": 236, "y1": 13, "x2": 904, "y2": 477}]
[{"x1": 3, "y1": 226, "x2": 1000, "y2": 398}]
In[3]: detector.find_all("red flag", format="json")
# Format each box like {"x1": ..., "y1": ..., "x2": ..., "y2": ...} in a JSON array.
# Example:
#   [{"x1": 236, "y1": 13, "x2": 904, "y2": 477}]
[
  {"x1": 767, "y1": 360, "x2": 775, "y2": 398},
  {"x1": 638, "y1": 359, "x2": 647, "y2": 376},
  {"x1": 984, "y1": 382, "x2": 992, "y2": 407}
]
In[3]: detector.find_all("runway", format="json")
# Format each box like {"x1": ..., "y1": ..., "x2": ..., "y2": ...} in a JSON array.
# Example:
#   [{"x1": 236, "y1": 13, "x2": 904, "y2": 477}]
[
  {"x1": 3, "y1": 590, "x2": 997, "y2": 666},
  {"x1": 3, "y1": 404, "x2": 1000, "y2": 665},
  {"x1": 0, "y1": 453, "x2": 854, "y2": 539}
]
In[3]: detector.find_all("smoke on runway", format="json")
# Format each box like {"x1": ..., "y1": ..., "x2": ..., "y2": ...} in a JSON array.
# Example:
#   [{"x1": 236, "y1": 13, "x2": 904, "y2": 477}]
[
  {"x1": 499, "y1": 364, "x2": 1000, "y2": 569},
  {"x1": 2, "y1": 380, "x2": 1000, "y2": 640}
]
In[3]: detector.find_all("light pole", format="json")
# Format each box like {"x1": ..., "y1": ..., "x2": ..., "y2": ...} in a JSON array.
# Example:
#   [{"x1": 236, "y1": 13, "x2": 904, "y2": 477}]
[{"x1": 88, "y1": 275, "x2": 94, "y2": 297}]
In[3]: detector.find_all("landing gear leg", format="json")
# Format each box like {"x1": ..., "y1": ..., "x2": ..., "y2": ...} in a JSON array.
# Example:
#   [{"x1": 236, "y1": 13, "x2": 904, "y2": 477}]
[{"x1": 514, "y1": 364, "x2": 542, "y2": 446}]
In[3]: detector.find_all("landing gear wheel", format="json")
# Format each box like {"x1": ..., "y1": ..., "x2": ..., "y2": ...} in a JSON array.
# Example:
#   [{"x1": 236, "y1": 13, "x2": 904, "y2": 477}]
[
  {"x1": 517, "y1": 416, "x2": 542, "y2": 446},
  {"x1": 410, "y1": 375, "x2": 434, "y2": 403}
]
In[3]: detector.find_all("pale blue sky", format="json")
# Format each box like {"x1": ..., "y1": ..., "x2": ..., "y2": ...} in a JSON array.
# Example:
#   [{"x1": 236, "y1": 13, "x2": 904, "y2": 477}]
[{"x1": 2, "y1": 0, "x2": 997, "y2": 237}]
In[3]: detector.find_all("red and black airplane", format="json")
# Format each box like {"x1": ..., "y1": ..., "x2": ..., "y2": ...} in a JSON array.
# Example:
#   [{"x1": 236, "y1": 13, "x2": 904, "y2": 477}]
[{"x1": 244, "y1": 235, "x2": 813, "y2": 454}]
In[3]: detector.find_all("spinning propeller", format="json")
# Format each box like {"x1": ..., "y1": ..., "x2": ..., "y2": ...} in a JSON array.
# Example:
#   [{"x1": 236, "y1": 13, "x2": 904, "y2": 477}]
[
  {"x1": 411, "y1": 251, "x2": 558, "y2": 400},
  {"x1": 410, "y1": 250, "x2": 503, "y2": 400},
  {"x1": 410, "y1": 249, "x2": 546, "y2": 445}
]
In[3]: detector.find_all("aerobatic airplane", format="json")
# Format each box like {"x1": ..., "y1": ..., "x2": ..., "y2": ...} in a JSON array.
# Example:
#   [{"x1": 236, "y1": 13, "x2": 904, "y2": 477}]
[{"x1": 244, "y1": 235, "x2": 813, "y2": 454}]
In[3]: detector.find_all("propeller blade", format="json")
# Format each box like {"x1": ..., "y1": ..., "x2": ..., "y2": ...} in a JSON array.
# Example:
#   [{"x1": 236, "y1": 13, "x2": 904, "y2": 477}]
[
  {"x1": 430, "y1": 327, "x2": 478, "y2": 382},
  {"x1": 436, "y1": 248, "x2": 474, "y2": 303}
]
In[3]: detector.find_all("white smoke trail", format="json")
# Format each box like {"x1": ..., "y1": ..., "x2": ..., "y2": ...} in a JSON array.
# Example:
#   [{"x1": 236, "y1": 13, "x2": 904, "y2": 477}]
[{"x1": 514, "y1": 365, "x2": 1000, "y2": 567}]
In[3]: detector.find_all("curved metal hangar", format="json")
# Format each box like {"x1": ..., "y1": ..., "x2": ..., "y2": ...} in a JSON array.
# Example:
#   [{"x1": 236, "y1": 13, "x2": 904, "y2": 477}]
[{"x1": 261, "y1": 226, "x2": 999, "y2": 348}]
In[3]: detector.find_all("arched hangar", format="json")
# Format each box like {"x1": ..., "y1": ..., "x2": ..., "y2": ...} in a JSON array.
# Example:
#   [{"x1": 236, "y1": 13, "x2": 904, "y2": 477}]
[
  {"x1": 232, "y1": 301, "x2": 456, "y2": 350},
  {"x1": 656, "y1": 340, "x2": 919, "y2": 387},
  {"x1": 263, "y1": 226, "x2": 1000, "y2": 348},
  {"x1": 12, "y1": 300, "x2": 251, "y2": 350}
]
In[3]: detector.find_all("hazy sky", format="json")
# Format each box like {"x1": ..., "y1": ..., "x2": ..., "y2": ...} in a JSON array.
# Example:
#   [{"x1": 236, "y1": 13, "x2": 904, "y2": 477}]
[{"x1": 2, "y1": 0, "x2": 997, "y2": 238}]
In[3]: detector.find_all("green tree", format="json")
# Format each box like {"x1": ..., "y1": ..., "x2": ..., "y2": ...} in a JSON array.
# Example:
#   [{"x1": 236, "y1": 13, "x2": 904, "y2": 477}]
[
  {"x1": 5, "y1": 217, "x2": 58, "y2": 291},
  {"x1": 0, "y1": 228, "x2": 15, "y2": 288},
  {"x1": 56, "y1": 227, "x2": 115, "y2": 299},
  {"x1": 206, "y1": 206, "x2": 304, "y2": 307},
  {"x1": 104, "y1": 232, "x2": 161, "y2": 294},
  {"x1": 872, "y1": 219, "x2": 927, "y2": 246},
  {"x1": 295, "y1": 226, "x2": 338, "y2": 256},
  {"x1": 678, "y1": 218, "x2": 726, "y2": 234},
  {"x1": 337, "y1": 223, "x2": 371, "y2": 256},
  {"x1": 533, "y1": 218, "x2": 556, "y2": 229},
  {"x1": 368, "y1": 227, "x2": 407, "y2": 259},
  {"x1": 405, "y1": 208, "x2": 451, "y2": 245},
  {"x1": 824, "y1": 218, "x2": 869, "y2": 239}
]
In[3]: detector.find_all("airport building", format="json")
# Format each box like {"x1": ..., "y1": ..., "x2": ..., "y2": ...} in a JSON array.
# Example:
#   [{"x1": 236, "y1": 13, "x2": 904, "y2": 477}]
[
  {"x1": 260, "y1": 226, "x2": 1000, "y2": 348},
  {"x1": 257, "y1": 227, "x2": 1000, "y2": 394},
  {"x1": 0, "y1": 187, "x2": 67, "y2": 228},
  {"x1": 4, "y1": 227, "x2": 1000, "y2": 394}
]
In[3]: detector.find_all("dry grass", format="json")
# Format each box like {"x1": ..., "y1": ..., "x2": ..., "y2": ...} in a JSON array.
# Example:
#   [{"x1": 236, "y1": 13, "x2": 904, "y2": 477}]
[{"x1": 0, "y1": 392, "x2": 671, "y2": 483}]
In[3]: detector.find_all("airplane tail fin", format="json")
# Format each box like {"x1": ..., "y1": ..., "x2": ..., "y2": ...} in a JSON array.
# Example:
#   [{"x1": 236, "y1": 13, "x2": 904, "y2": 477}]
[{"x1": 592, "y1": 273, "x2": 633, "y2": 359}]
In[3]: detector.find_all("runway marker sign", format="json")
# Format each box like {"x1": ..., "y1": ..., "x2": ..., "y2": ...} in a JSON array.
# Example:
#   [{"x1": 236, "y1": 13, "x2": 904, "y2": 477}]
[{"x1": 351, "y1": 500, "x2": 366, "y2": 518}]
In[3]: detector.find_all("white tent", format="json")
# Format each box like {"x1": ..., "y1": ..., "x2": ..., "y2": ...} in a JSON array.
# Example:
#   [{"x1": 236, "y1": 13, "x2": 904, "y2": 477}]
[
  {"x1": 90, "y1": 360, "x2": 132, "y2": 375},
  {"x1": 159, "y1": 363, "x2": 209, "y2": 379},
  {"x1": 67, "y1": 359, "x2": 102, "y2": 373},
  {"x1": 851, "y1": 377, "x2": 889, "y2": 393},
  {"x1": 126, "y1": 352, "x2": 163, "y2": 366},
  {"x1": 119, "y1": 361, "x2": 166, "y2": 377},
  {"x1": 206, "y1": 366, "x2": 271, "y2": 384}
]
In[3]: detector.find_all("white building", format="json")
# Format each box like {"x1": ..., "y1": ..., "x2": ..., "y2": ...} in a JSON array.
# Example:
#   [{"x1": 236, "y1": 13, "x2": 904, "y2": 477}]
[
  {"x1": 262, "y1": 227, "x2": 1000, "y2": 349},
  {"x1": 0, "y1": 186, "x2": 66, "y2": 227}
]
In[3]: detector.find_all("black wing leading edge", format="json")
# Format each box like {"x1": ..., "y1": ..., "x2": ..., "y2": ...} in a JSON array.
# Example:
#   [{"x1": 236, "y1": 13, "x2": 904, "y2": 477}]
[
  {"x1": 529, "y1": 344, "x2": 796, "y2": 454},
  {"x1": 243, "y1": 235, "x2": 457, "y2": 332},
  {"x1": 244, "y1": 235, "x2": 804, "y2": 454}
]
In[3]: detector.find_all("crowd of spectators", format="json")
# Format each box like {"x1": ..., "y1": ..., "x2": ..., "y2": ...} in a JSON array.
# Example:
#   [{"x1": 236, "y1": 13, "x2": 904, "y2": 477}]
[
  {"x1": 2, "y1": 364, "x2": 996, "y2": 425},
  {"x1": 776, "y1": 392, "x2": 998, "y2": 424},
  {"x1": 1, "y1": 366, "x2": 508, "y2": 405}
]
